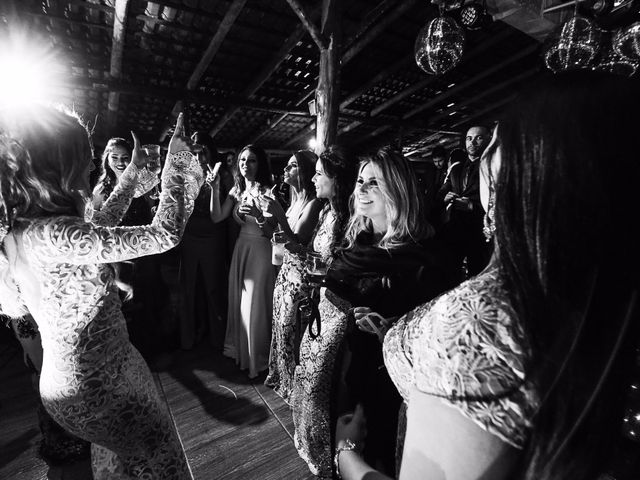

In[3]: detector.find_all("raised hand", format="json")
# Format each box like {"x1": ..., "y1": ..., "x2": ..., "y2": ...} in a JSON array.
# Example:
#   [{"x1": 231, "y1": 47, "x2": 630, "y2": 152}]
[
  {"x1": 130, "y1": 131, "x2": 148, "y2": 169},
  {"x1": 261, "y1": 195, "x2": 285, "y2": 223},
  {"x1": 168, "y1": 112, "x2": 201, "y2": 154}
]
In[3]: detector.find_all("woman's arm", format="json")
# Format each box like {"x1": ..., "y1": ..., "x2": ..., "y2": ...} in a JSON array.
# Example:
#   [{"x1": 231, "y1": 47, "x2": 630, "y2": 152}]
[
  {"x1": 209, "y1": 177, "x2": 236, "y2": 223},
  {"x1": 23, "y1": 150, "x2": 203, "y2": 265},
  {"x1": 399, "y1": 389, "x2": 517, "y2": 480},
  {"x1": 336, "y1": 390, "x2": 517, "y2": 480}
]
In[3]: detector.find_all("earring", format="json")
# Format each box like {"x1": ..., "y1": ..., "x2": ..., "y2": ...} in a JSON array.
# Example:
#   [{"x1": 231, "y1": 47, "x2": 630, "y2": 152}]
[{"x1": 483, "y1": 182, "x2": 495, "y2": 242}]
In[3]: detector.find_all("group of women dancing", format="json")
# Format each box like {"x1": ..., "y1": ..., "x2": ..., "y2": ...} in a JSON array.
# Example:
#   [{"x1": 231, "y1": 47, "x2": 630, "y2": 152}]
[{"x1": 1, "y1": 70, "x2": 639, "y2": 480}]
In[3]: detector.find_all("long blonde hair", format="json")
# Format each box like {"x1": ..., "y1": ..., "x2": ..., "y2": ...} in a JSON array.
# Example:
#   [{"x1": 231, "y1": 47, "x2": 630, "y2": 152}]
[{"x1": 343, "y1": 147, "x2": 432, "y2": 250}]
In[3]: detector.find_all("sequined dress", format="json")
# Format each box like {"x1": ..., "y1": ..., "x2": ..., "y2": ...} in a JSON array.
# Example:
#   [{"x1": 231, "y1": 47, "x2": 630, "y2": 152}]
[
  {"x1": 265, "y1": 205, "x2": 331, "y2": 403},
  {"x1": 290, "y1": 208, "x2": 339, "y2": 478},
  {"x1": 13, "y1": 152, "x2": 203, "y2": 479},
  {"x1": 383, "y1": 265, "x2": 539, "y2": 450}
]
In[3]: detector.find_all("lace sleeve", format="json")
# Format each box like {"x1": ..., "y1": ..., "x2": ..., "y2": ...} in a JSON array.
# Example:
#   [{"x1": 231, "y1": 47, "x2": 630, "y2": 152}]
[
  {"x1": 383, "y1": 300, "x2": 435, "y2": 401},
  {"x1": 90, "y1": 162, "x2": 140, "y2": 227},
  {"x1": 24, "y1": 151, "x2": 204, "y2": 265},
  {"x1": 384, "y1": 272, "x2": 538, "y2": 449}
]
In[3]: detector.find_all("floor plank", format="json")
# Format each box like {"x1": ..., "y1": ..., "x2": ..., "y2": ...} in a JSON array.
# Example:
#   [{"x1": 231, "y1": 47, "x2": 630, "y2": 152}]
[{"x1": 1, "y1": 335, "x2": 316, "y2": 480}]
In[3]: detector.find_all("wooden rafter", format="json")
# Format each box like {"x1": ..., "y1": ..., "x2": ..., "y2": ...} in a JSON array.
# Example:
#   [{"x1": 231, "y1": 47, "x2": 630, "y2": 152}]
[
  {"x1": 425, "y1": 68, "x2": 538, "y2": 126},
  {"x1": 279, "y1": 0, "x2": 416, "y2": 148},
  {"x1": 403, "y1": 44, "x2": 539, "y2": 120},
  {"x1": 159, "y1": 0, "x2": 248, "y2": 140},
  {"x1": 285, "y1": 0, "x2": 326, "y2": 49},
  {"x1": 208, "y1": 20, "x2": 312, "y2": 139},
  {"x1": 451, "y1": 95, "x2": 516, "y2": 129},
  {"x1": 339, "y1": 54, "x2": 412, "y2": 110},
  {"x1": 107, "y1": 0, "x2": 130, "y2": 132},
  {"x1": 369, "y1": 29, "x2": 513, "y2": 118},
  {"x1": 342, "y1": 0, "x2": 417, "y2": 66}
]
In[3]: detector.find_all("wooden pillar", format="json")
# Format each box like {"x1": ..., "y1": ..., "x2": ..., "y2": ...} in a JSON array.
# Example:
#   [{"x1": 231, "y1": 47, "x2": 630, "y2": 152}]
[{"x1": 315, "y1": 0, "x2": 341, "y2": 154}]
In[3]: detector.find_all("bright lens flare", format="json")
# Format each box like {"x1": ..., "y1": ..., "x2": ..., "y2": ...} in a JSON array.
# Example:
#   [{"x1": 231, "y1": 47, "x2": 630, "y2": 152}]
[{"x1": 0, "y1": 35, "x2": 63, "y2": 108}]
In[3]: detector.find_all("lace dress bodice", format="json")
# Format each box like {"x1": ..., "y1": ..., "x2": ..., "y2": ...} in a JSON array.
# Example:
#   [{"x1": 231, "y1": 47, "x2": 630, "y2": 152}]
[{"x1": 383, "y1": 266, "x2": 539, "y2": 448}]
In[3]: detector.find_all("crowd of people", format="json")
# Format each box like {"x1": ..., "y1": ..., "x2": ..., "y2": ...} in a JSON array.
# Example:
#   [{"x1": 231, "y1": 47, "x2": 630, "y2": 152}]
[{"x1": 1, "y1": 70, "x2": 639, "y2": 480}]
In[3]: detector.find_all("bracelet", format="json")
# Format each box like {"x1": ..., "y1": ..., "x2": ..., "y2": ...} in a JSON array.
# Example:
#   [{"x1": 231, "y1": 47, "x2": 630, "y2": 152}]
[
  {"x1": 256, "y1": 216, "x2": 266, "y2": 226},
  {"x1": 334, "y1": 438, "x2": 358, "y2": 479}
]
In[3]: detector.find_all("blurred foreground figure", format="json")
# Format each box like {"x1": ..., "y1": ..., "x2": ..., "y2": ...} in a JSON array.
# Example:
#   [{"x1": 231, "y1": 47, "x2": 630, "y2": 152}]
[{"x1": 336, "y1": 72, "x2": 640, "y2": 480}]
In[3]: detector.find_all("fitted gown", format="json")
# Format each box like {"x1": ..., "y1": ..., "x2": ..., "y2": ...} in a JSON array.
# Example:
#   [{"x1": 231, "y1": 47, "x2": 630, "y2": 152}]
[
  {"x1": 11, "y1": 152, "x2": 202, "y2": 479},
  {"x1": 224, "y1": 201, "x2": 276, "y2": 378},
  {"x1": 290, "y1": 208, "x2": 338, "y2": 478}
]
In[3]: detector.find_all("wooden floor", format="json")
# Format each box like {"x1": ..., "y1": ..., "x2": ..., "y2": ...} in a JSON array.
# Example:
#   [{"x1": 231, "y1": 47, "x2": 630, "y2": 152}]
[{"x1": 0, "y1": 332, "x2": 315, "y2": 480}]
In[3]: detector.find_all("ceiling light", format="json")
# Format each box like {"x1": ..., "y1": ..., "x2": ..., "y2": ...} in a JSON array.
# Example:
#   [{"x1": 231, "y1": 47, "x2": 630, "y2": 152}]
[{"x1": 459, "y1": 1, "x2": 489, "y2": 30}]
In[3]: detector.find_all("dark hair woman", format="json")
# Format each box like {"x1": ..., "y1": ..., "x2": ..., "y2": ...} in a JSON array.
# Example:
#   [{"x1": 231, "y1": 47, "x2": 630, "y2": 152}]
[
  {"x1": 264, "y1": 150, "x2": 325, "y2": 402},
  {"x1": 208, "y1": 144, "x2": 277, "y2": 378},
  {"x1": 335, "y1": 72, "x2": 640, "y2": 480}
]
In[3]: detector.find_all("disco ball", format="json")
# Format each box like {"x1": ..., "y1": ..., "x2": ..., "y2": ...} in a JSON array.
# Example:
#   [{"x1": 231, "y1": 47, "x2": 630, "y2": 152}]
[
  {"x1": 594, "y1": 34, "x2": 638, "y2": 77},
  {"x1": 544, "y1": 15, "x2": 602, "y2": 73},
  {"x1": 415, "y1": 16, "x2": 465, "y2": 76},
  {"x1": 613, "y1": 21, "x2": 640, "y2": 62}
]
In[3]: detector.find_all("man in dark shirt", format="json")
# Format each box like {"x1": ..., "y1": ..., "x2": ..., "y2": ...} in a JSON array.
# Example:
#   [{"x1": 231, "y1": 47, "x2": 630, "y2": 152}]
[{"x1": 438, "y1": 126, "x2": 493, "y2": 278}]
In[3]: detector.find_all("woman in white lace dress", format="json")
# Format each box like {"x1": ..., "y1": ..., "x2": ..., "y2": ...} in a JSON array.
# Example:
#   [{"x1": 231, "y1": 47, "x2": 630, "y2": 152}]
[
  {"x1": 335, "y1": 73, "x2": 640, "y2": 480},
  {"x1": 0, "y1": 107, "x2": 202, "y2": 479}
]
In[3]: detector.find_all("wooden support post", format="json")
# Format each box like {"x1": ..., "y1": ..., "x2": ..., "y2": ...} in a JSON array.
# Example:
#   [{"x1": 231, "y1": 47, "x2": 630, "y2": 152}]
[
  {"x1": 107, "y1": 0, "x2": 130, "y2": 133},
  {"x1": 315, "y1": 0, "x2": 342, "y2": 154},
  {"x1": 285, "y1": 0, "x2": 327, "y2": 49}
]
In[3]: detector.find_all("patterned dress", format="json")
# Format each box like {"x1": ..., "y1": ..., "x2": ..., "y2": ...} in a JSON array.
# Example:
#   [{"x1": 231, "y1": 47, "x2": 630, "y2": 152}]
[
  {"x1": 290, "y1": 208, "x2": 340, "y2": 478},
  {"x1": 265, "y1": 205, "x2": 331, "y2": 403},
  {"x1": 13, "y1": 152, "x2": 202, "y2": 479},
  {"x1": 383, "y1": 265, "x2": 539, "y2": 450}
]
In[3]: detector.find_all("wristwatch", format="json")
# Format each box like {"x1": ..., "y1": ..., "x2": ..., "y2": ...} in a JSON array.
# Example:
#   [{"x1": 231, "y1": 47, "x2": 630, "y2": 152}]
[{"x1": 334, "y1": 438, "x2": 359, "y2": 479}]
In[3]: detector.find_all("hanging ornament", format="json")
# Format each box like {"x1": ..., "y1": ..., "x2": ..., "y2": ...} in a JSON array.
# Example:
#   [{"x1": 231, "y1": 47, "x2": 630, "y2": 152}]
[
  {"x1": 593, "y1": 32, "x2": 638, "y2": 77},
  {"x1": 415, "y1": 15, "x2": 465, "y2": 76},
  {"x1": 613, "y1": 21, "x2": 640, "y2": 62},
  {"x1": 544, "y1": 15, "x2": 602, "y2": 73}
]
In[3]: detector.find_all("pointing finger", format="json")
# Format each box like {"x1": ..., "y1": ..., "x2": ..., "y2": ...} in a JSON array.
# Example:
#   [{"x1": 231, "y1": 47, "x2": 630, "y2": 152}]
[{"x1": 173, "y1": 112, "x2": 184, "y2": 138}]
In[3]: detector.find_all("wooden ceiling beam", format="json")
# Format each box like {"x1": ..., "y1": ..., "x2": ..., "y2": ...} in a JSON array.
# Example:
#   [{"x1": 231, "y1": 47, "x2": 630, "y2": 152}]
[
  {"x1": 18, "y1": 10, "x2": 112, "y2": 30},
  {"x1": 403, "y1": 43, "x2": 538, "y2": 120},
  {"x1": 285, "y1": 0, "x2": 327, "y2": 49},
  {"x1": 186, "y1": 0, "x2": 247, "y2": 90},
  {"x1": 450, "y1": 95, "x2": 516, "y2": 129},
  {"x1": 159, "y1": 0, "x2": 248, "y2": 140},
  {"x1": 207, "y1": 18, "x2": 313, "y2": 139},
  {"x1": 369, "y1": 29, "x2": 512, "y2": 118},
  {"x1": 107, "y1": 0, "x2": 130, "y2": 132},
  {"x1": 340, "y1": 53, "x2": 412, "y2": 110},
  {"x1": 342, "y1": 0, "x2": 417, "y2": 66},
  {"x1": 66, "y1": 0, "x2": 115, "y2": 14},
  {"x1": 424, "y1": 67, "x2": 538, "y2": 126}
]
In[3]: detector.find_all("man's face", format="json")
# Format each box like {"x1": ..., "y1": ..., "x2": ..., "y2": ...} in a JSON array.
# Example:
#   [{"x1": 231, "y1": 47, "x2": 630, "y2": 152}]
[
  {"x1": 432, "y1": 156, "x2": 446, "y2": 169},
  {"x1": 465, "y1": 126, "x2": 490, "y2": 159}
]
